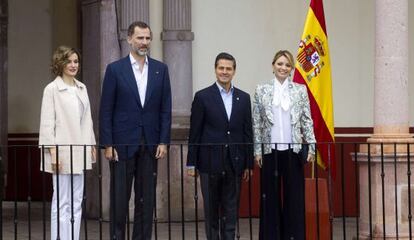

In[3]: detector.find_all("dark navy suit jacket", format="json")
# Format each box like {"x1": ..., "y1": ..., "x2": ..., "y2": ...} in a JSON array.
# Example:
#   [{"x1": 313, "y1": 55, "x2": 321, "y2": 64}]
[
  {"x1": 187, "y1": 84, "x2": 253, "y2": 174},
  {"x1": 99, "y1": 56, "x2": 172, "y2": 160}
]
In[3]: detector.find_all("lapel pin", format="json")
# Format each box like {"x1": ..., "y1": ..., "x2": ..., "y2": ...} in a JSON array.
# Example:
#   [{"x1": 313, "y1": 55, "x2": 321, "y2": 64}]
[
  {"x1": 236, "y1": 97, "x2": 240, "y2": 101},
  {"x1": 156, "y1": 71, "x2": 159, "y2": 74}
]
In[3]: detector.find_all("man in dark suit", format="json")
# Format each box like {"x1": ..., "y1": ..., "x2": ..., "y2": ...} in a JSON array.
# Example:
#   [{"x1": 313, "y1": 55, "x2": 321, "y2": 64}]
[
  {"x1": 187, "y1": 52, "x2": 253, "y2": 240},
  {"x1": 99, "y1": 21, "x2": 171, "y2": 240}
]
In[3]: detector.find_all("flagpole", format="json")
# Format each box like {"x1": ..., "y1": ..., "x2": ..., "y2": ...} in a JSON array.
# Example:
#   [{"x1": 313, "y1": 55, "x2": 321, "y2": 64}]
[
  {"x1": 312, "y1": 157, "x2": 315, "y2": 179},
  {"x1": 327, "y1": 143, "x2": 333, "y2": 240}
]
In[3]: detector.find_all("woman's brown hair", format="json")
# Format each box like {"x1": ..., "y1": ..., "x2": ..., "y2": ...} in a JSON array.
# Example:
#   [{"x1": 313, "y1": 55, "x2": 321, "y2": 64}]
[{"x1": 51, "y1": 46, "x2": 80, "y2": 77}]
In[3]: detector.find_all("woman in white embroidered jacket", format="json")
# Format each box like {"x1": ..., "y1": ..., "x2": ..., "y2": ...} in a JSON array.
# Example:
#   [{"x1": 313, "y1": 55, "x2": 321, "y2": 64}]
[
  {"x1": 253, "y1": 50, "x2": 316, "y2": 240},
  {"x1": 39, "y1": 46, "x2": 96, "y2": 240}
]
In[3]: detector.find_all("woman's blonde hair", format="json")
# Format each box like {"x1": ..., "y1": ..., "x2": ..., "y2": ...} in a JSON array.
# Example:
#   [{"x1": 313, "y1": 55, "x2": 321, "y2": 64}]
[
  {"x1": 272, "y1": 50, "x2": 294, "y2": 67},
  {"x1": 51, "y1": 46, "x2": 80, "y2": 77}
]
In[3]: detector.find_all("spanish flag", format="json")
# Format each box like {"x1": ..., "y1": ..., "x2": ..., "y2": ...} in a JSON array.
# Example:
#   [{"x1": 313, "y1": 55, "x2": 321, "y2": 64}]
[{"x1": 293, "y1": 0, "x2": 335, "y2": 174}]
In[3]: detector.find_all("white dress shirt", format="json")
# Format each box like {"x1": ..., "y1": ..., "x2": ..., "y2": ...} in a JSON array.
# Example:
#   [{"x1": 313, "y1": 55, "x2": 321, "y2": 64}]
[
  {"x1": 271, "y1": 78, "x2": 292, "y2": 150},
  {"x1": 216, "y1": 82, "x2": 234, "y2": 120},
  {"x1": 130, "y1": 54, "x2": 148, "y2": 107}
]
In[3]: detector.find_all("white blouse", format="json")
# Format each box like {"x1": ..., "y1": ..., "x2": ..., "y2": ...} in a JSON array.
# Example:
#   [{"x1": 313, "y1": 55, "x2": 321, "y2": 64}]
[{"x1": 271, "y1": 78, "x2": 292, "y2": 151}]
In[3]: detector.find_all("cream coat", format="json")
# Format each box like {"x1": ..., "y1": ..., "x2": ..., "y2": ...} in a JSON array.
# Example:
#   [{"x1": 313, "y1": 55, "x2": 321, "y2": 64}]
[{"x1": 39, "y1": 76, "x2": 96, "y2": 174}]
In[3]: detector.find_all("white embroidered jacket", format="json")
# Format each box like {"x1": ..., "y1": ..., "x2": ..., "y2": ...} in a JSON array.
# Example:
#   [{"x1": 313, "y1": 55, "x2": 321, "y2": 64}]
[{"x1": 252, "y1": 78, "x2": 316, "y2": 156}]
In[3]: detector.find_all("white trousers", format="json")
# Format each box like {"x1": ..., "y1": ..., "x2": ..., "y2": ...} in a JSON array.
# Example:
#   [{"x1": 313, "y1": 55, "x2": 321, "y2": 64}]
[{"x1": 51, "y1": 174, "x2": 84, "y2": 240}]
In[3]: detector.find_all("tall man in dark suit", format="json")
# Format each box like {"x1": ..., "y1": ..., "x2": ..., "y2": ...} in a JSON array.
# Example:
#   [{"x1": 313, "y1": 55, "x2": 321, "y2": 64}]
[
  {"x1": 187, "y1": 52, "x2": 253, "y2": 240},
  {"x1": 99, "y1": 21, "x2": 171, "y2": 240}
]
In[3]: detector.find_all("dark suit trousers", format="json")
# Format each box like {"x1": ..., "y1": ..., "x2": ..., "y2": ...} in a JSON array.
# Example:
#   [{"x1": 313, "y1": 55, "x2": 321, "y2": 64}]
[
  {"x1": 259, "y1": 149, "x2": 305, "y2": 240},
  {"x1": 110, "y1": 144, "x2": 157, "y2": 240},
  {"x1": 200, "y1": 154, "x2": 241, "y2": 240}
]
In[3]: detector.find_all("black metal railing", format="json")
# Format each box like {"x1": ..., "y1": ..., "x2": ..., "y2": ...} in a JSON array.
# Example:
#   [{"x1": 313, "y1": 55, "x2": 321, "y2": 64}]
[{"x1": 0, "y1": 142, "x2": 414, "y2": 239}]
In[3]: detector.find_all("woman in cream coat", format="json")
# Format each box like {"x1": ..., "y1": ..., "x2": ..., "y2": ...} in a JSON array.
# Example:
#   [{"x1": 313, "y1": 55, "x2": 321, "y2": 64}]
[
  {"x1": 39, "y1": 46, "x2": 96, "y2": 240},
  {"x1": 253, "y1": 50, "x2": 316, "y2": 240}
]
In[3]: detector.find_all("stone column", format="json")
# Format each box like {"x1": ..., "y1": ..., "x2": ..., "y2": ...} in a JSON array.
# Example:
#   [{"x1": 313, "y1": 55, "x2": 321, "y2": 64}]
[
  {"x1": 367, "y1": 0, "x2": 412, "y2": 152},
  {"x1": 81, "y1": 0, "x2": 120, "y2": 218},
  {"x1": 158, "y1": 0, "x2": 198, "y2": 222},
  {"x1": 357, "y1": 0, "x2": 414, "y2": 239},
  {"x1": 0, "y1": 0, "x2": 8, "y2": 199},
  {"x1": 118, "y1": 0, "x2": 149, "y2": 56},
  {"x1": 162, "y1": 0, "x2": 193, "y2": 122}
]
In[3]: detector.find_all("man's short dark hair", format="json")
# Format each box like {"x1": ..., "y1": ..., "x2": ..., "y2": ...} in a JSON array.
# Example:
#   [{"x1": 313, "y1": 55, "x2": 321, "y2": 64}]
[
  {"x1": 214, "y1": 52, "x2": 236, "y2": 70},
  {"x1": 127, "y1": 21, "x2": 152, "y2": 38}
]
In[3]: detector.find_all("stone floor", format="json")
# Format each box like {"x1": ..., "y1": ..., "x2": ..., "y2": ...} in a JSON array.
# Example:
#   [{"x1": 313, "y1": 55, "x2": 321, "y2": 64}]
[{"x1": 2, "y1": 202, "x2": 357, "y2": 240}]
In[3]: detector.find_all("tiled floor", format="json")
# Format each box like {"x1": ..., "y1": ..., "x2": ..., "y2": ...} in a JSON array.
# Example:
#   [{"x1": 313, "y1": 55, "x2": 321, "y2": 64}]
[{"x1": 2, "y1": 202, "x2": 357, "y2": 240}]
